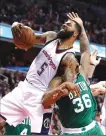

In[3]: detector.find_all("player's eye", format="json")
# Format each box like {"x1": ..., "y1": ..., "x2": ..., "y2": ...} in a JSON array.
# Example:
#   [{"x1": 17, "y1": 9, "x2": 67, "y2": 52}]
[{"x1": 67, "y1": 23, "x2": 72, "y2": 27}]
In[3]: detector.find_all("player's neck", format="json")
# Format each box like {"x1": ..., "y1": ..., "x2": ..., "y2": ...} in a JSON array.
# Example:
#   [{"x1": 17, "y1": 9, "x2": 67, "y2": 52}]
[{"x1": 59, "y1": 37, "x2": 76, "y2": 49}]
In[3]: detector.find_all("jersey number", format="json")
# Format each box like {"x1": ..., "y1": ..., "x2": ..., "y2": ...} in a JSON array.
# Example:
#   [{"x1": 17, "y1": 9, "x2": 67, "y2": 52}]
[
  {"x1": 20, "y1": 128, "x2": 28, "y2": 135},
  {"x1": 72, "y1": 94, "x2": 92, "y2": 113},
  {"x1": 37, "y1": 62, "x2": 48, "y2": 76}
]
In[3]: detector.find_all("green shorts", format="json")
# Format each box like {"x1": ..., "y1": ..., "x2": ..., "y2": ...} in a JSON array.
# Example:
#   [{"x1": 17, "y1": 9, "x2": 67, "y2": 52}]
[{"x1": 63, "y1": 122, "x2": 103, "y2": 136}]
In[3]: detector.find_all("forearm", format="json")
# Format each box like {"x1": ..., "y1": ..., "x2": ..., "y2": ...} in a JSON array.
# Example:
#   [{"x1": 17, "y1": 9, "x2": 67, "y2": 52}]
[
  {"x1": 80, "y1": 51, "x2": 90, "y2": 79},
  {"x1": 79, "y1": 25, "x2": 90, "y2": 53},
  {"x1": 12, "y1": 22, "x2": 56, "y2": 49},
  {"x1": 42, "y1": 88, "x2": 68, "y2": 108},
  {"x1": 87, "y1": 64, "x2": 96, "y2": 79},
  {"x1": 36, "y1": 31, "x2": 57, "y2": 44},
  {"x1": 27, "y1": 31, "x2": 56, "y2": 46},
  {"x1": 79, "y1": 25, "x2": 90, "y2": 79}
]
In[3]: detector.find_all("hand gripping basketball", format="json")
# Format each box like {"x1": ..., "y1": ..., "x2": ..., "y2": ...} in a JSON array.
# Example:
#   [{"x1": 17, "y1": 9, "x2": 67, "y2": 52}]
[{"x1": 11, "y1": 22, "x2": 36, "y2": 51}]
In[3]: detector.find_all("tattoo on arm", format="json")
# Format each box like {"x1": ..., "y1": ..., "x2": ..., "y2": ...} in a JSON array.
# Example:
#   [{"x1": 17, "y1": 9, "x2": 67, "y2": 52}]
[{"x1": 79, "y1": 26, "x2": 90, "y2": 53}]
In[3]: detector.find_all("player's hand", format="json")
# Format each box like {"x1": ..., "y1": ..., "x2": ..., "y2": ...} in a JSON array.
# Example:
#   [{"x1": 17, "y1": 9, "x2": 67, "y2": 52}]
[
  {"x1": 91, "y1": 87, "x2": 106, "y2": 96},
  {"x1": 90, "y1": 50, "x2": 101, "y2": 66},
  {"x1": 67, "y1": 12, "x2": 83, "y2": 28},
  {"x1": 0, "y1": 119, "x2": 6, "y2": 135},
  {"x1": 0, "y1": 127, "x2": 5, "y2": 135},
  {"x1": 90, "y1": 81, "x2": 106, "y2": 96},
  {"x1": 60, "y1": 82, "x2": 80, "y2": 97},
  {"x1": 11, "y1": 22, "x2": 24, "y2": 38}
]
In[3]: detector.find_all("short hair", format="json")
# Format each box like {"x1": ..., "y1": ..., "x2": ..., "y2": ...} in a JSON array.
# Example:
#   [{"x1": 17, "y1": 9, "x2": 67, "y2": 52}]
[{"x1": 73, "y1": 20, "x2": 82, "y2": 36}]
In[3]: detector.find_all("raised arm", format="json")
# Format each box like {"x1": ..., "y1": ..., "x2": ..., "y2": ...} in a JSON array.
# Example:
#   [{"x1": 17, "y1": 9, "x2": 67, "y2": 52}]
[
  {"x1": 11, "y1": 22, "x2": 57, "y2": 50},
  {"x1": 34, "y1": 31, "x2": 57, "y2": 43},
  {"x1": 67, "y1": 12, "x2": 90, "y2": 79},
  {"x1": 79, "y1": 24, "x2": 90, "y2": 53},
  {"x1": 79, "y1": 50, "x2": 101, "y2": 81},
  {"x1": 67, "y1": 12, "x2": 90, "y2": 54},
  {"x1": 79, "y1": 51, "x2": 90, "y2": 80},
  {"x1": 88, "y1": 50, "x2": 101, "y2": 81}
]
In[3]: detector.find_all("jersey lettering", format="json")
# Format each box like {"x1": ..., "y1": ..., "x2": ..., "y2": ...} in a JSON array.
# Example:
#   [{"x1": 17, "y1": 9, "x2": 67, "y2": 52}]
[
  {"x1": 37, "y1": 62, "x2": 48, "y2": 76},
  {"x1": 20, "y1": 128, "x2": 28, "y2": 135},
  {"x1": 20, "y1": 118, "x2": 31, "y2": 126},
  {"x1": 72, "y1": 94, "x2": 92, "y2": 113},
  {"x1": 43, "y1": 50, "x2": 56, "y2": 70},
  {"x1": 76, "y1": 81, "x2": 88, "y2": 91}
]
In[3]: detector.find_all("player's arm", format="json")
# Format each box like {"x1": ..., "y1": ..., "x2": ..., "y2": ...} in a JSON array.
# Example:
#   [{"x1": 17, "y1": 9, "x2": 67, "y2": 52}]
[
  {"x1": 42, "y1": 77, "x2": 63, "y2": 109},
  {"x1": 80, "y1": 50, "x2": 101, "y2": 83},
  {"x1": 87, "y1": 50, "x2": 101, "y2": 82},
  {"x1": 0, "y1": 118, "x2": 6, "y2": 134},
  {"x1": 42, "y1": 77, "x2": 80, "y2": 109},
  {"x1": 79, "y1": 24, "x2": 90, "y2": 54},
  {"x1": 76, "y1": 16, "x2": 90, "y2": 80},
  {"x1": 90, "y1": 81, "x2": 106, "y2": 96},
  {"x1": 79, "y1": 51, "x2": 90, "y2": 80},
  {"x1": 35, "y1": 31, "x2": 57, "y2": 44},
  {"x1": 67, "y1": 12, "x2": 90, "y2": 79},
  {"x1": 67, "y1": 12, "x2": 90, "y2": 54},
  {"x1": 79, "y1": 50, "x2": 100, "y2": 83},
  {"x1": 90, "y1": 81, "x2": 106, "y2": 88},
  {"x1": 11, "y1": 22, "x2": 57, "y2": 45}
]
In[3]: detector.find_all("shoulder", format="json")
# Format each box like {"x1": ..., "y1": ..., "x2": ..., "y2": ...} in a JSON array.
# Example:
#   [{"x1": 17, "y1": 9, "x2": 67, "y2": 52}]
[
  {"x1": 46, "y1": 31, "x2": 57, "y2": 42},
  {"x1": 35, "y1": 31, "x2": 57, "y2": 45},
  {"x1": 49, "y1": 76, "x2": 63, "y2": 88}
]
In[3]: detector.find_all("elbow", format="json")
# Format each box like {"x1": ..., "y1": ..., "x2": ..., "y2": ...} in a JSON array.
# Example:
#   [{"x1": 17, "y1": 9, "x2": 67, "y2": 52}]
[
  {"x1": 42, "y1": 94, "x2": 58, "y2": 109},
  {"x1": 42, "y1": 94, "x2": 51, "y2": 109},
  {"x1": 42, "y1": 99, "x2": 52, "y2": 109}
]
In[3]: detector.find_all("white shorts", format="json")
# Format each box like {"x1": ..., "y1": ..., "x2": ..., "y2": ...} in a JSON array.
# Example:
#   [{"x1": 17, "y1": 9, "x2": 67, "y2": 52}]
[{"x1": 0, "y1": 80, "x2": 47, "y2": 133}]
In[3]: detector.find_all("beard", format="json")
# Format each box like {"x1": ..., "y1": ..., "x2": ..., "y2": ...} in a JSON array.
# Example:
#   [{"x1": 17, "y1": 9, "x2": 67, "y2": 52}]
[{"x1": 56, "y1": 30, "x2": 74, "y2": 40}]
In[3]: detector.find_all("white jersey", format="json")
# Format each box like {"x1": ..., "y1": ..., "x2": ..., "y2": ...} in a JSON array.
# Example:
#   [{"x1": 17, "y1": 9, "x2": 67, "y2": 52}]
[
  {"x1": 26, "y1": 39, "x2": 75, "y2": 91},
  {"x1": 100, "y1": 94, "x2": 106, "y2": 126}
]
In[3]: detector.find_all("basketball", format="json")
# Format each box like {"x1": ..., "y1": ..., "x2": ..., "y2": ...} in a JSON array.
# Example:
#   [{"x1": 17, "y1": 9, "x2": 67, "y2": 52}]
[{"x1": 13, "y1": 25, "x2": 36, "y2": 50}]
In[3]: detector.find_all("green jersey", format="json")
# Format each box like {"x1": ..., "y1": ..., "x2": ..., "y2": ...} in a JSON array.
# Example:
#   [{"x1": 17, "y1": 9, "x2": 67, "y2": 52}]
[
  {"x1": 56, "y1": 74, "x2": 97, "y2": 128},
  {"x1": 5, "y1": 117, "x2": 31, "y2": 135}
]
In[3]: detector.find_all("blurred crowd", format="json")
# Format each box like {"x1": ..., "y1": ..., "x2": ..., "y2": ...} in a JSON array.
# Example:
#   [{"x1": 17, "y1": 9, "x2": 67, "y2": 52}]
[
  {"x1": 0, "y1": 0, "x2": 106, "y2": 45},
  {"x1": 0, "y1": 69, "x2": 25, "y2": 98}
]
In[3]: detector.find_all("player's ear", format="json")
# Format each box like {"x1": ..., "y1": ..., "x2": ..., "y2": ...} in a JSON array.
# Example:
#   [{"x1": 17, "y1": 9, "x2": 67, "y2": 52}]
[{"x1": 73, "y1": 31, "x2": 79, "y2": 37}]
